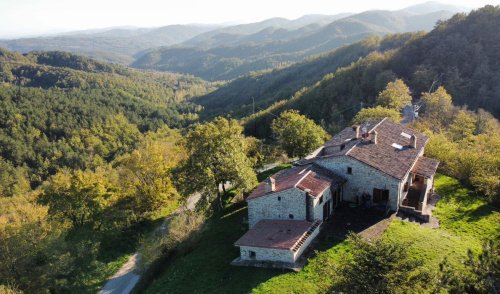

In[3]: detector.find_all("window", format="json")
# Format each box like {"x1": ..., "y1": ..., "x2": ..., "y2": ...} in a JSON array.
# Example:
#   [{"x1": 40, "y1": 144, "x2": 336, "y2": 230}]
[
  {"x1": 319, "y1": 195, "x2": 323, "y2": 204},
  {"x1": 403, "y1": 182, "x2": 409, "y2": 192},
  {"x1": 277, "y1": 196, "x2": 281, "y2": 201},
  {"x1": 289, "y1": 214, "x2": 294, "y2": 219},
  {"x1": 373, "y1": 188, "x2": 389, "y2": 203},
  {"x1": 340, "y1": 144, "x2": 345, "y2": 150},
  {"x1": 347, "y1": 167, "x2": 352, "y2": 174},
  {"x1": 249, "y1": 251, "x2": 256, "y2": 259}
]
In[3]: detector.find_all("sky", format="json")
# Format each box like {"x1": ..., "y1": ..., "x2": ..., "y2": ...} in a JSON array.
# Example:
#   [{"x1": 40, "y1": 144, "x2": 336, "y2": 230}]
[{"x1": 1, "y1": 0, "x2": 498, "y2": 38}]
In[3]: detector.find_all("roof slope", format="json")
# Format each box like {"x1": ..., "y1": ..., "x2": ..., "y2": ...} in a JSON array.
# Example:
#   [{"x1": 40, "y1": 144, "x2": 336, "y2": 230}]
[
  {"x1": 234, "y1": 219, "x2": 314, "y2": 250},
  {"x1": 411, "y1": 156, "x2": 440, "y2": 178},
  {"x1": 247, "y1": 164, "x2": 343, "y2": 201},
  {"x1": 347, "y1": 118, "x2": 429, "y2": 179},
  {"x1": 317, "y1": 118, "x2": 430, "y2": 179}
]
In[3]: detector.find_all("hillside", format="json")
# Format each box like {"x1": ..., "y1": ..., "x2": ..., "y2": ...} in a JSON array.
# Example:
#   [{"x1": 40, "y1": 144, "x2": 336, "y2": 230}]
[
  {"x1": 194, "y1": 33, "x2": 416, "y2": 120},
  {"x1": 194, "y1": 6, "x2": 500, "y2": 137},
  {"x1": 132, "y1": 9, "x2": 455, "y2": 81},
  {"x1": 0, "y1": 25, "x2": 219, "y2": 64},
  {"x1": 181, "y1": 14, "x2": 352, "y2": 48},
  {"x1": 0, "y1": 48, "x2": 213, "y2": 185}
]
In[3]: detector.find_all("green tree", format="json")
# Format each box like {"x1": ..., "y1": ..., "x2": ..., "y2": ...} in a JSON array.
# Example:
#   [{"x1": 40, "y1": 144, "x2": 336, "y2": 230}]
[
  {"x1": 420, "y1": 86, "x2": 454, "y2": 130},
  {"x1": 376, "y1": 79, "x2": 412, "y2": 110},
  {"x1": 116, "y1": 127, "x2": 185, "y2": 217},
  {"x1": 38, "y1": 168, "x2": 114, "y2": 229},
  {"x1": 438, "y1": 239, "x2": 499, "y2": 293},
  {"x1": 0, "y1": 157, "x2": 30, "y2": 197},
  {"x1": 449, "y1": 110, "x2": 477, "y2": 141},
  {"x1": 178, "y1": 117, "x2": 257, "y2": 211},
  {"x1": 331, "y1": 234, "x2": 429, "y2": 293},
  {"x1": 271, "y1": 110, "x2": 328, "y2": 158},
  {"x1": 352, "y1": 106, "x2": 401, "y2": 124}
]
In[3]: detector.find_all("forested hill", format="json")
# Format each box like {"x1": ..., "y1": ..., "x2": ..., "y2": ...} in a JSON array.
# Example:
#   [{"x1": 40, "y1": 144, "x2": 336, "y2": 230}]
[
  {"x1": 196, "y1": 6, "x2": 500, "y2": 138},
  {"x1": 0, "y1": 49, "x2": 213, "y2": 187},
  {"x1": 0, "y1": 25, "x2": 218, "y2": 64},
  {"x1": 193, "y1": 33, "x2": 417, "y2": 120},
  {"x1": 131, "y1": 9, "x2": 455, "y2": 81}
]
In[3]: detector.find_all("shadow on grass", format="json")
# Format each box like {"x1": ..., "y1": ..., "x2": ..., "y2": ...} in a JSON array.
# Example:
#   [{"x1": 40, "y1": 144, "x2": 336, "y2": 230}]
[
  {"x1": 434, "y1": 174, "x2": 498, "y2": 223},
  {"x1": 135, "y1": 203, "x2": 284, "y2": 294},
  {"x1": 137, "y1": 202, "x2": 393, "y2": 294}
]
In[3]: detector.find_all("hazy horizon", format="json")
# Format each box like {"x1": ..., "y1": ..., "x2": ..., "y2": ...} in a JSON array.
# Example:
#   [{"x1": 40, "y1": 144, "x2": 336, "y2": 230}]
[{"x1": 1, "y1": 0, "x2": 498, "y2": 39}]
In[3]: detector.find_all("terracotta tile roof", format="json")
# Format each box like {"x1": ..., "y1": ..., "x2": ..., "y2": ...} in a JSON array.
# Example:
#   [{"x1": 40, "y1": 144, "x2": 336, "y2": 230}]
[
  {"x1": 411, "y1": 156, "x2": 439, "y2": 178},
  {"x1": 345, "y1": 118, "x2": 429, "y2": 179},
  {"x1": 296, "y1": 170, "x2": 332, "y2": 197},
  {"x1": 234, "y1": 219, "x2": 314, "y2": 250},
  {"x1": 247, "y1": 164, "x2": 342, "y2": 201},
  {"x1": 313, "y1": 118, "x2": 431, "y2": 180}
]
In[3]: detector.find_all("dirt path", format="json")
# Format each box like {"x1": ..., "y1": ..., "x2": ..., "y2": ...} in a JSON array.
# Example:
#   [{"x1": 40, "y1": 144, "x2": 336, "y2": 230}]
[{"x1": 98, "y1": 193, "x2": 201, "y2": 294}]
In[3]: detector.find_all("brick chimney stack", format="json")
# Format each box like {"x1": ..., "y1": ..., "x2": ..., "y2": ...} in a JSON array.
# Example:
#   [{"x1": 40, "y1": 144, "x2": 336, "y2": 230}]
[
  {"x1": 370, "y1": 130, "x2": 378, "y2": 144},
  {"x1": 410, "y1": 135, "x2": 417, "y2": 148},
  {"x1": 353, "y1": 125, "x2": 360, "y2": 139},
  {"x1": 264, "y1": 177, "x2": 275, "y2": 193}
]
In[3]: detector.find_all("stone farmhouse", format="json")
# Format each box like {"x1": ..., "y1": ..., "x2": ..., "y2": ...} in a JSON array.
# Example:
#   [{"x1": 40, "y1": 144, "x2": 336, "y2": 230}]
[{"x1": 233, "y1": 118, "x2": 439, "y2": 267}]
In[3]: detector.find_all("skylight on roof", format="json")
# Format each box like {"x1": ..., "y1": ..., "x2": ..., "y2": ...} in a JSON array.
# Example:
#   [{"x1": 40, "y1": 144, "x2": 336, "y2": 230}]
[
  {"x1": 392, "y1": 143, "x2": 404, "y2": 150},
  {"x1": 400, "y1": 132, "x2": 412, "y2": 139}
]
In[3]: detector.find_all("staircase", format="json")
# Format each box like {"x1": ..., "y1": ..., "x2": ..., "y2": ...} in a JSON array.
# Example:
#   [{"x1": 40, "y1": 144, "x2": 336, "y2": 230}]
[{"x1": 291, "y1": 220, "x2": 322, "y2": 252}]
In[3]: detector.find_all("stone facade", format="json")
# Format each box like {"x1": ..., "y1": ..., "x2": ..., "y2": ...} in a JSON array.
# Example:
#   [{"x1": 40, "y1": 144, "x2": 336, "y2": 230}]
[
  {"x1": 312, "y1": 188, "x2": 332, "y2": 220},
  {"x1": 248, "y1": 186, "x2": 332, "y2": 228},
  {"x1": 248, "y1": 188, "x2": 307, "y2": 228},
  {"x1": 316, "y1": 156, "x2": 401, "y2": 211},
  {"x1": 239, "y1": 246, "x2": 293, "y2": 263},
  {"x1": 238, "y1": 224, "x2": 321, "y2": 263}
]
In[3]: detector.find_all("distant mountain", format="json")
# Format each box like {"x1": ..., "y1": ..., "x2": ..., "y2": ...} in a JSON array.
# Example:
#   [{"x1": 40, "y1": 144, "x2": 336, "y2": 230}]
[
  {"x1": 0, "y1": 25, "x2": 220, "y2": 64},
  {"x1": 133, "y1": 9, "x2": 456, "y2": 81},
  {"x1": 194, "y1": 5, "x2": 500, "y2": 138},
  {"x1": 400, "y1": 1, "x2": 469, "y2": 14},
  {"x1": 181, "y1": 13, "x2": 352, "y2": 48}
]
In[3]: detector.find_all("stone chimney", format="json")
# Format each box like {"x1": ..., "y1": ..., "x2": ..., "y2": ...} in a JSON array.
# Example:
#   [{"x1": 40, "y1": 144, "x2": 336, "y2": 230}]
[
  {"x1": 370, "y1": 130, "x2": 378, "y2": 144},
  {"x1": 352, "y1": 125, "x2": 360, "y2": 139},
  {"x1": 264, "y1": 177, "x2": 275, "y2": 193},
  {"x1": 410, "y1": 135, "x2": 417, "y2": 148}
]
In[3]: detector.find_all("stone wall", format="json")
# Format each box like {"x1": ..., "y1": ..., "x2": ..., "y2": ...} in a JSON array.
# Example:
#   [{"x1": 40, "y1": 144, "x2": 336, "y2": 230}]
[
  {"x1": 312, "y1": 188, "x2": 332, "y2": 220},
  {"x1": 239, "y1": 246, "x2": 294, "y2": 263},
  {"x1": 316, "y1": 156, "x2": 401, "y2": 211},
  {"x1": 248, "y1": 188, "x2": 307, "y2": 228}
]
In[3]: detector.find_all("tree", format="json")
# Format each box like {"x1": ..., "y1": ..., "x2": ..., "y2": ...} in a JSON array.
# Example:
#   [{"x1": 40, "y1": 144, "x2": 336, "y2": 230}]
[
  {"x1": 376, "y1": 79, "x2": 412, "y2": 110},
  {"x1": 421, "y1": 86, "x2": 454, "y2": 129},
  {"x1": 0, "y1": 157, "x2": 30, "y2": 197},
  {"x1": 177, "y1": 117, "x2": 257, "y2": 211},
  {"x1": 271, "y1": 110, "x2": 328, "y2": 158},
  {"x1": 116, "y1": 127, "x2": 186, "y2": 217},
  {"x1": 38, "y1": 168, "x2": 114, "y2": 229},
  {"x1": 352, "y1": 106, "x2": 401, "y2": 124},
  {"x1": 438, "y1": 239, "x2": 499, "y2": 293},
  {"x1": 331, "y1": 234, "x2": 429, "y2": 293},
  {"x1": 449, "y1": 110, "x2": 477, "y2": 141}
]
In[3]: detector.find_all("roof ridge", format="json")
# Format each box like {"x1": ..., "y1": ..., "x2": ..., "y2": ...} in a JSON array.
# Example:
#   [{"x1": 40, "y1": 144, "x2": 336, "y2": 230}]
[
  {"x1": 294, "y1": 169, "x2": 312, "y2": 189},
  {"x1": 369, "y1": 117, "x2": 387, "y2": 132}
]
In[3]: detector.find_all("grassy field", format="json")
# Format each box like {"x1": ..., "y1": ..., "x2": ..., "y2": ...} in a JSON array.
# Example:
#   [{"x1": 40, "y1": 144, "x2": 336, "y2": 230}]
[{"x1": 143, "y1": 174, "x2": 499, "y2": 293}]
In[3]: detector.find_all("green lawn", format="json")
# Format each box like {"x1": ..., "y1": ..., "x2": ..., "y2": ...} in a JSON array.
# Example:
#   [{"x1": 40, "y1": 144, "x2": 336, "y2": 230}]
[
  {"x1": 144, "y1": 205, "x2": 282, "y2": 293},
  {"x1": 143, "y1": 174, "x2": 499, "y2": 293},
  {"x1": 384, "y1": 175, "x2": 499, "y2": 270}
]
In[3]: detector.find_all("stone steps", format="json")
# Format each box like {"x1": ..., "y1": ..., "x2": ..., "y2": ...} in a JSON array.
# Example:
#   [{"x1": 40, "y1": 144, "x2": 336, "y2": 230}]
[{"x1": 292, "y1": 220, "x2": 321, "y2": 252}]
